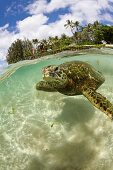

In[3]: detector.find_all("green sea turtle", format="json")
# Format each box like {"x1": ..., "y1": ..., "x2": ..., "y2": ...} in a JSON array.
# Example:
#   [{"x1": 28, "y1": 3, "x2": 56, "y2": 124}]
[{"x1": 36, "y1": 60, "x2": 113, "y2": 120}]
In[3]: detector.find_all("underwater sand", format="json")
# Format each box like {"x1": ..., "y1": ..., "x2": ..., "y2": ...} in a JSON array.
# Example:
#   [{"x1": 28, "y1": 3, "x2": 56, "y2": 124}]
[{"x1": 0, "y1": 48, "x2": 113, "y2": 170}]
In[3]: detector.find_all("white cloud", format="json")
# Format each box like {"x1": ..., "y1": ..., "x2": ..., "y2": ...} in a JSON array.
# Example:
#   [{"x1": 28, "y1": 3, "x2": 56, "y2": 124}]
[
  {"x1": 25, "y1": 0, "x2": 47, "y2": 15},
  {"x1": 16, "y1": 0, "x2": 113, "y2": 41},
  {"x1": 16, "y1": 14, "x2": 48, "y2": 39},
  {"x1": 25, "y1": 0, "x2": 113, "y2": 18},
  {"x1": 69, "y1": 0, "x2": 101, "y2": 23},
  {"x1": 25, "y1": 0, "x2": 77, "y2": 14},
  {"x1": 102, "y1": 13, "x2": 113, "y2": 22},
  {"x1": 24, "y1": 0, "x2": 113, "y2": 24},
  {"x1": 16, "y1": 13, "x2": 72, "y2": 40},
  {"x1": 46, "y1": 0, "x2": 75, "y2": 13},
  {"x1": 0, "y1": 0, "x2": 113, "y2": 60},
  {"x1": 0, "y1": 24, "x2": 9, "y2": 31},
  {"x1": 0, "y1": 25, "x2": 18, "y2": 60}
]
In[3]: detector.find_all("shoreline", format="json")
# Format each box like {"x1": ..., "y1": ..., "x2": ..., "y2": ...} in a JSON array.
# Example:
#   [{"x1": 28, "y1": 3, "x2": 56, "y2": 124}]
[
  {"x1": 7, "y1": 44, "x2": 105, "y2": 64},
  {"x1": 1, "y1": 46, "x2": 113, "y2": 84},
  {"x1": 105, "y1": 44, "x2": 113, "y2": 48}
]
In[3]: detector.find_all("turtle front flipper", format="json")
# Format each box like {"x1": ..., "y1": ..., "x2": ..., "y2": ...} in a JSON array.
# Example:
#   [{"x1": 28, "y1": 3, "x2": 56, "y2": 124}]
[
  {"x1": 36, "y1": 81, "x2": 57, "y2": 92},
  {"x1": 82, "y1": 88, "x2": 113, "y2": 120}
]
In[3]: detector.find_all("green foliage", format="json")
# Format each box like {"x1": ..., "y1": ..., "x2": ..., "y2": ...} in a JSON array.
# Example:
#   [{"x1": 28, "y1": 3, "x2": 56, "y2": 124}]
[
  {"x1": 97, "y1": 60, "x2": 100, "y2": 65},
  {"x1": 64, "y1": 20, "x2": 106, "y2": 44},
  {"x1": 50, "y1": 120, "x2": 64, "y2": 128},
  {"x1": 32, "y1": 39, "x2": 39, "y2": 44},
  {"x1": 6, "y1": 20, "x2": 113, "y2": 64},
  {"x1": 51, "y1": 121, "x2": 56, "y2": 128},
  {"x1": 6, "y1": 39, "x2": 33, "y2": 64},
  {"x1": 93, "y1": 29, "x2": 104, "y2": 43},
  {"x1": 77, "y1": 41, "x2": 95, "y2": 45},
  {"x1": 6, "y1": 39, "x2": 23, "y2": 64},
  {"x1": 8, "y1": 105, "x2": 15, "y2": 114},
  {"x1": 22, "y1": 39, "x2": 33, "y2": 59},
  {"x1": 100, "y1": 25, "x2": 113, "y2": 43}
]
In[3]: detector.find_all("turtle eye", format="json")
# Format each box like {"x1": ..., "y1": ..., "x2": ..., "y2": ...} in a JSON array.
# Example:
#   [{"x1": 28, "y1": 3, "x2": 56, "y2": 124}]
[
  {"x1": 54, "y1": 67, "x2": 58, "y2": 71},
  {"x1": 49, "y1": 72, "x2": 54, "y2": 76}
]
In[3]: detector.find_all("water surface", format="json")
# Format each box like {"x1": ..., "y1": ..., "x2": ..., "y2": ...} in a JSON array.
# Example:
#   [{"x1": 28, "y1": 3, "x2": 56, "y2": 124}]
[{"x1": 0, "y1": 49, "x2": 113, "y2": 170}]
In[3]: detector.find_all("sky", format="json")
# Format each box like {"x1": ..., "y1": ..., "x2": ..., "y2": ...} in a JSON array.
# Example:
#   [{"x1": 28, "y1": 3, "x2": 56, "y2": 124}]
[{"x1": 0, "y1": 0, "x2": 113, "y2": 60}]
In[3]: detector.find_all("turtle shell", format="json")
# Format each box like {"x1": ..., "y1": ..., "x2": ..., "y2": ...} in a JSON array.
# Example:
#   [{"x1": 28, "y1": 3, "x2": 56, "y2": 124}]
[{"x1": 56, "y1": 61, "x2": 105, "y2": 96}]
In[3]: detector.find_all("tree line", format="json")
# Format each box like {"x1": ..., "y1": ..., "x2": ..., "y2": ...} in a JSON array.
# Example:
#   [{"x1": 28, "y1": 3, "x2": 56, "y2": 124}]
[
  {"x1": 64, "y1": 20, "x2": 113, "y2": 44},
  {"x1": 6, "y1": 20, "x2": 113, "y2": 64}
]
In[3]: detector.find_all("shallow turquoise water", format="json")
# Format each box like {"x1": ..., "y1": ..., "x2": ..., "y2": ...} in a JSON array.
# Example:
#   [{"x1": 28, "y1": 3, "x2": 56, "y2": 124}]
[{"x1": 0, "y1": 49, "x2": 113, "y2": 170}]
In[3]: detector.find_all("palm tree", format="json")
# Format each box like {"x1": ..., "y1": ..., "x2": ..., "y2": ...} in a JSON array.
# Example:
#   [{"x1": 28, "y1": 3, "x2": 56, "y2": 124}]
[
  {"x1": 93, "y1": 21, "x2": 100, "y2": 29},
  {"x1": 82, "y1": 28, "x2": 90, "y2": 41},
  {"x1": 92, "y1": 21, "x2": 103, "y2": 43},
  {"x1": 86, "y1": 23, "x2": 92, "y2": 33},
  {"x1": 61, "y1": 34, "x2": 67, "y2": 40},
  {"x1": 64, "y1": 20, "x2": 75, "y2": 35},
  {"x1": 85, "y1": 23, "x2": 94, "y2": 41},
  {"x1": 54, "y1": 36, "x2": 59, "y2": 41},
  {"x1": 64, "y1": 20, "x2": 81, "y2": 43},
  {"x1": 47, "y1": 36, "x2": 55, "y2": 49},
  {"x1": 42, "y1": 39, "x2": 47, "y2": 45},
  {"x1": 79, "y1": 26, "x2": 84, "y2": 32},
  {"x1": 32, "y1": 39, "x2": 39, "y2": 44},
  {"x1": 32, "y1": 39, "x2": 39, "y2": 48},
  {"x1": 74, "y1": 21, "x2": 80, "y2": 32}
]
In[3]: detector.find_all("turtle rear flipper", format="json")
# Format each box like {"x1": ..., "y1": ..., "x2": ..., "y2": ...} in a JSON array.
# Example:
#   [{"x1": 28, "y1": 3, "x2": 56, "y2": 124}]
[{"x1": 82, "y1": 88, "x2": 113, "y2": 120}]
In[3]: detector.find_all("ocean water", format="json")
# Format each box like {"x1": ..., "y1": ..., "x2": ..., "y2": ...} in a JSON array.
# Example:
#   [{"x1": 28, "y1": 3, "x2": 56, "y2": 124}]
[{"x1": 0, "y1": 49, "x2": 113, "y2": 170}]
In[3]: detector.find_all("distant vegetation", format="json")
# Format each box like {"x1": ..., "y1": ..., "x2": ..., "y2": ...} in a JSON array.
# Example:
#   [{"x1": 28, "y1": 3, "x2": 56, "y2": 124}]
[
  {"x1": 6, "y1": 20, "x2": 113, "y2": 64},
  {"x1": 6, "y1": 39, "x2": 33, "y2": 64}
]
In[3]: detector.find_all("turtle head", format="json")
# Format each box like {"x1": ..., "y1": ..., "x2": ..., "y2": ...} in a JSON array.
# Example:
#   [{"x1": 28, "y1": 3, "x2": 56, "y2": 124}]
[{"x1": 42, "y1": 65, "x2": 68, "y2": 88}]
